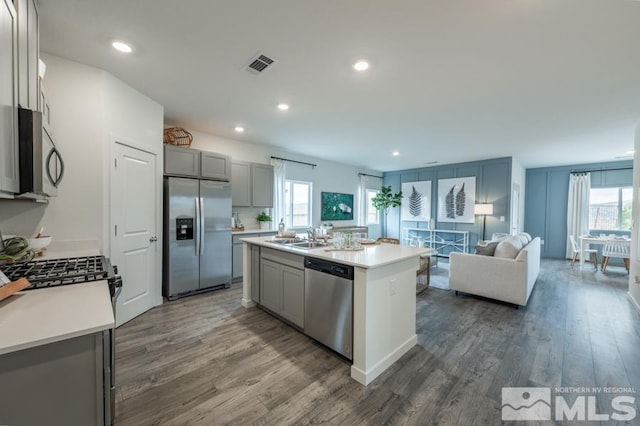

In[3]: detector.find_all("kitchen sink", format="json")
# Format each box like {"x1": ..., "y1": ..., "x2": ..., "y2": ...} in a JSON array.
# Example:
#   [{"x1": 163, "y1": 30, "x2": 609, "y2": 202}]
[
  {"x1": 286, "y1": 241, "x2": 327, "y2": 249},
  {"x1": 266, "y1": 237, "x2": 305, "y2": 245}
]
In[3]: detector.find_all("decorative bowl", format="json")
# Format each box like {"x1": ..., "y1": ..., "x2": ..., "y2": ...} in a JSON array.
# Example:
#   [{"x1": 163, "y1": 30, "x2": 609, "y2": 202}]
[{"x1": 28, "y1": 236, "x2": 52, "y2": 250}]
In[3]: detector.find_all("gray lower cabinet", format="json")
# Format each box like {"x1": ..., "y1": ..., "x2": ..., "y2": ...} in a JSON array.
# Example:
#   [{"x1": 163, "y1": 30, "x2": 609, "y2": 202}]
[
  {"x1": 232, "y1": 232, "x2": 276, "y2": 281},
  {"x1": 231, "y1": 161, "x2": 273, "y2": 207},
  {"x1": 0, "y1": 332, "x2": 109, "y2": 426},
  {"x1": 232, "y1": 242, "x2": 244, "y2": 280},
  {"x1": 0, "y1": 0, "x2": 19, "y2": 195},
  {"x1": 260, "y1": 258, "x2": 282, "y2": 313},
  {"x1": 164, "y1": 145, "x2": 231, "y2": 181},
  {"x1": 259, "y1": 248, "x2": 304, "y2": 328},
  {"x1": 280, "y1": 265, "x2": 304, "y2": 326}
]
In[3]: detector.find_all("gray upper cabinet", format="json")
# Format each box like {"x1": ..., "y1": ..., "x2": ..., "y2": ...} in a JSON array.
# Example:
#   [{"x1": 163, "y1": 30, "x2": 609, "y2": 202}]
[
  {"x1": 16, "y1": 0, "x2": 38, "y2": 111},
  {"x1": 164, "y1": 145, "x2": 200, "y2": 177},
  {"x1": 231, "y1": 161, "x2": 273, "y2": 207},
  {"x1": 201, "y1": 151, "x2": 231, "y2": 181},
  {"x1": 231, "y1": 161, "x2": 251, "y2": 207},
  {"x1": 164, "y1": 145, "x2": 232, "y2": 181},
  {"x1": 252, "y1": 163, "x2": 274, "y2": 207},
  {"x1": 0, "y1": 0, "x2": 19, "y2": 195}
]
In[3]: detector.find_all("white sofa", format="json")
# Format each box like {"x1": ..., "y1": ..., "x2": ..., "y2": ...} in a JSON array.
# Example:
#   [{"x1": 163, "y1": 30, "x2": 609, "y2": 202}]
[{"x1": 449, "y1": 236, "x2": 541, "y2": 306}]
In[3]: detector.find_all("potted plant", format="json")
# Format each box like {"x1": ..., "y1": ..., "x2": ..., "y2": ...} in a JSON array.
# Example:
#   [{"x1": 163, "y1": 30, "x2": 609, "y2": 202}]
[
  {"x1": 257, "y1": 212, "x2": 273, "y2": 230},
  {"x1": 372, "y1": 185, "x2": 403, "y2": 237}
]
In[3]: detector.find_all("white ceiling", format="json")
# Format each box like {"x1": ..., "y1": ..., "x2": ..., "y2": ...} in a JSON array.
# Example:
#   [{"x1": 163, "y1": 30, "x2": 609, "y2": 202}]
[{"x1": 38, "y1": 0, "x2": 640, "y2": 171}]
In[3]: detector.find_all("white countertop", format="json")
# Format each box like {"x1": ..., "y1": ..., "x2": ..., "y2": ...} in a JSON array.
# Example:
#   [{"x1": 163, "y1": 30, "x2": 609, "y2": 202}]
[
  {"x1": 242, "y1": 236, "x2": 429, "y2": 269},
  {"x1": 0, "y1": 249, "x2": 114, "y2": 356}
]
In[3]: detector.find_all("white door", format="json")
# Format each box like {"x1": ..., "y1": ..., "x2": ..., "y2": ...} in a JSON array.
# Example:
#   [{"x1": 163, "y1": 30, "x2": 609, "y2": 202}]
[
  {"x1": 511, "y1": 184, "x2": 521, "y2": 235},
  {"x1": 111, "y1": 142, "x2": 159, "y2": 326}
]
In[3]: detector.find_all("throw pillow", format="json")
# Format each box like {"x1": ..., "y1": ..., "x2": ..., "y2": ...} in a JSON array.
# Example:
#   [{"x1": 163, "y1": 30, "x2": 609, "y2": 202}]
[
  {"x1": 521, "y1": 232, "x2": 532, "y2": 243},
  {"x1": 494, "y1": 236, "x2": 523, "y2": 259},
  {"x1": 476, "y1": 241, "x2": 498, "y2": 256}
]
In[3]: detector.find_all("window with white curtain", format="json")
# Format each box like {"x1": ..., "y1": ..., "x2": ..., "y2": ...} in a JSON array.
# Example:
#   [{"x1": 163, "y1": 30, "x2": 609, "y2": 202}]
[
  {"x1": 365, "y1": 189, "x2": 379, "y2": 224},
  {"x1": 285, "y1": 179, "x2": 312, "y2": 228},
  {"x1": 589, "y1": 187, "x2": 632, "y2": 231}
]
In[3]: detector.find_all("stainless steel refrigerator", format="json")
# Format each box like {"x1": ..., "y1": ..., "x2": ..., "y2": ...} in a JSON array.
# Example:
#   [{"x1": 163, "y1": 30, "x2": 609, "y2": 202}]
[{"x1": 163, "y1": 177, "x2": 232, "y2": 300}]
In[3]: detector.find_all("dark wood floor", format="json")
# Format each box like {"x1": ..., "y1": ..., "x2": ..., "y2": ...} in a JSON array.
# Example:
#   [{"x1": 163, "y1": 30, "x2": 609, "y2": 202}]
[{"x1": 114, "y1": 260, "x2": 640, "y2": 425}]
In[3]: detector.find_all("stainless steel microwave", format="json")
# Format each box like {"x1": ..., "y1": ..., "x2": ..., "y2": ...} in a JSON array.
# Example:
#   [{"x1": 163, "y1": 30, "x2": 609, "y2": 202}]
[{"x1": 18, "y1": 108, "x2": 64, "y2": 199}]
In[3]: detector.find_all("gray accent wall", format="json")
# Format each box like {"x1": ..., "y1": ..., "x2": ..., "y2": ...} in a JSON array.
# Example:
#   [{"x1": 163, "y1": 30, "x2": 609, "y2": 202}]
[
  {"x1": 525, "y1": 160, "x2": 633, "y2": 259},
  {"x1": 383, "y1": 157, "x2": 513, "y2": 249}
]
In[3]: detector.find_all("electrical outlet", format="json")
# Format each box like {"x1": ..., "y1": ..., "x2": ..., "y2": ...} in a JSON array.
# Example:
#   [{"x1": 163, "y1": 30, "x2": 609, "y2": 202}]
[
  {"x1": 390, "y1": 279, "x2": 397, "y2": 296},
  {"x1": 500, "y1": 216, "x2": 505, "y2": 222},
  {"x1": 541, "y1": 240, "x2": 545, "y2": 245}
]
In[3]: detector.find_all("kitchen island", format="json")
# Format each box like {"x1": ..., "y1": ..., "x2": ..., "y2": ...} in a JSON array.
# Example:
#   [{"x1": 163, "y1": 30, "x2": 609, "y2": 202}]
[{"x1": 241, "y1": 236, "x2": 428, "y2": 385}]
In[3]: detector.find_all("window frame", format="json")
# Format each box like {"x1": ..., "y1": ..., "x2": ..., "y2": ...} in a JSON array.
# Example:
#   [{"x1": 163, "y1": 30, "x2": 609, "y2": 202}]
[
  {"x1": 365, "y1": 188, "x2": 380, "y2": 225},
  {"x1": 588, "y1": 186, "x2": 632, "y2": 231},
  {"x1": 284, "y1": 179, "x2": 313, "y2": 229}
]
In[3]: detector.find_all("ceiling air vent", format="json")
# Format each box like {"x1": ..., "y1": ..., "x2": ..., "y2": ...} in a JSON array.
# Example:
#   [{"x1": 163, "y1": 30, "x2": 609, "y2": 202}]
[{"x1": 245, "y1": 53, "x2": 277, "y2": 75}]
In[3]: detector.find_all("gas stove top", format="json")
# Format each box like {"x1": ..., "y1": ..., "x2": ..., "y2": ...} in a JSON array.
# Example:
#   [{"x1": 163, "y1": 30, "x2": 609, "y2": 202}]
[{"x1": 1, "y1": 255, "x2": 122, "y2": 296}]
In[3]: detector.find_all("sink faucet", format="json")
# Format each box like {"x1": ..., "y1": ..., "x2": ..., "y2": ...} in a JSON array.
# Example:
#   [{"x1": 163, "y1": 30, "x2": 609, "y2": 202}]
[{"x1": 307, "y1": 227, "x2": 316, "y2": 242}]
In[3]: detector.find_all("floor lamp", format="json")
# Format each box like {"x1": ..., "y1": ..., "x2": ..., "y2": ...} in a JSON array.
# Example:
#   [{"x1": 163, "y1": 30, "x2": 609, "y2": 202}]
[{"x1": 475, "y1": 203, "x2": 494, "y2": 241}]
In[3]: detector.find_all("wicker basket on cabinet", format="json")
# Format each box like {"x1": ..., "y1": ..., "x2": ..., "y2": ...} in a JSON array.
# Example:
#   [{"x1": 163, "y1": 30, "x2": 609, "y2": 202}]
[{"x1": 163, "y1": 127, "x2": 193, "y2": 147}]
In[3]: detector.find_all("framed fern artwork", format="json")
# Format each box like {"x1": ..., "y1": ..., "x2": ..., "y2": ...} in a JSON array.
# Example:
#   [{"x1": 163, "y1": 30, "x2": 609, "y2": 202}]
[
  {"x1": 401, "y1": 181, "x2": 431, "y2": 222},
  {"x1": 437, "y1": 177, "x2": 476, "y2": 223}
]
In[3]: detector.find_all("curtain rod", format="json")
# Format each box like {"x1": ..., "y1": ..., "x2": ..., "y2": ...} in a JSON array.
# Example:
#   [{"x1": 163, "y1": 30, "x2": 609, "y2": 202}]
[
  {"x1": 270, "y1": 156, "x2": 316, "y2": 169},
  {"x1": 358, "y1": 172, "x2": 383, "y2": 179},
  {"x1": 570, "y1": 166, "x2": 632, "y2": 174}
]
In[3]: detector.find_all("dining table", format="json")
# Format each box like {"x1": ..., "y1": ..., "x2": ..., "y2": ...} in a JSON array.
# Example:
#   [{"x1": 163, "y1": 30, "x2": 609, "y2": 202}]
[{"x1": 578, "y1": 235, "x2": 631, "y2": 271}]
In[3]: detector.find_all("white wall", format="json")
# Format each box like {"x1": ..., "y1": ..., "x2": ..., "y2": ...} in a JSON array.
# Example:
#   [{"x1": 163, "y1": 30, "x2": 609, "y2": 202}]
[
  {"x1": 0, "y1": 55, "x2": 107, "y2": 244},
  {"x1": 512, "y1": 157, "x2": 526, "y2": 234},
  {"x1": 185, "y1": 129, "x2": 382, "y2": 232},
  {"x1": 629, "y1": 123, "x2": 640, "y2": 311},
  {"x1": 0, "y1": 54, "x2": 163, "y2": 254}
]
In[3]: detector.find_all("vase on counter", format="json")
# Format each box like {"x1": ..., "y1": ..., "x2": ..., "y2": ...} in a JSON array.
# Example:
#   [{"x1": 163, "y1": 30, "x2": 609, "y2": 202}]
[{"x1": 260, "y1": 221, "x2": 272, "y2": 230}]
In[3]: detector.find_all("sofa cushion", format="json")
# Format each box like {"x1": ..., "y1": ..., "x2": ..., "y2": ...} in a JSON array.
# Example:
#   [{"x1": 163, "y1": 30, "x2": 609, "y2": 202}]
[
  {"x1": 476, "y1": 241, "x2": 499, "y2": 256},
  {"x1": 491, "y1": 233, "x2": 510, "y2": 242},
  {"x1": 494, "y1": 236, "x2": 523, "y2": 259},
  {"x1": 515, "y1": 234, "x2": 529, "y2": 246},
  {"x1": 521, "y1": 232, "x2": 532, "y2": 243}
]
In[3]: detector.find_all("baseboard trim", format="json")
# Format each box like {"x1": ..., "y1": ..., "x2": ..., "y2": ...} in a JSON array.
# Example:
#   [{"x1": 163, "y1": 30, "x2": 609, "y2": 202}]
[
  {"x1": 627, "y1": 292, "x2": 640, "y2": 314},
  {"x1": 350, "y1": 334, "x2": 417, "y2": 386},
  {"x1": 241, "y1": 298, "x2": 256, "y2": 308}
]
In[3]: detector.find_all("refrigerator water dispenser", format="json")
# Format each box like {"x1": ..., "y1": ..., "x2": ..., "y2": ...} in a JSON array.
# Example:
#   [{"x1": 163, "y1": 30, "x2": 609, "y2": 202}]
[{"x1": 176, "y1": 218, "x2": 194, "y2": 240}]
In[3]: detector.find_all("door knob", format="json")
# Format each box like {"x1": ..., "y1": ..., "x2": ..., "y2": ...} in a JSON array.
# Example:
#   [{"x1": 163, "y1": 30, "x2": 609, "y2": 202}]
[{"x1": 150, "y1": 236, "x2": 158, "y2": 242}]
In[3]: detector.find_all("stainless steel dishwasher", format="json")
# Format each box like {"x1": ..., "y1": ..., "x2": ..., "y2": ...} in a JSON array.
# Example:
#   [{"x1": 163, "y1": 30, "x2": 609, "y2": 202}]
[{"x1": 304, "y1": 257, "x2": 354, "y2": 360}]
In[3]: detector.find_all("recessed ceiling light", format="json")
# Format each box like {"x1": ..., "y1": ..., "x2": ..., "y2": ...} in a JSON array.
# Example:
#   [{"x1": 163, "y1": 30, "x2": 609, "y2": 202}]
[
  {"x1": 392, "y1": 151, "x2": 400, "y2": 157},
  {"x1": 234, "y1": 126, "x2": 245, "y2": 133},
  {"x1": 277, "y1": 103, "x2": 289, "y2": 111},
  {"x1": 112, "y1": 41, "x2": 132, "y2": 53},
  {"x1": 353, "y1": 60, "x2": 370, "y2": 72},
  {"x1": 626, "y1": 150, "x2": 635, "y2": 155}
]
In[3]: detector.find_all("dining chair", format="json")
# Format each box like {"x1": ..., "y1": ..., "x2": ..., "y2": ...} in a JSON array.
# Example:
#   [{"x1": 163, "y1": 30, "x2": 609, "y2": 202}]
[
  {"x1": 569, "y1": 235, "x2": 598, "y2": 271},
  {"x1": 601, "y1": 240, "x2": 630, "y2": 273}
]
